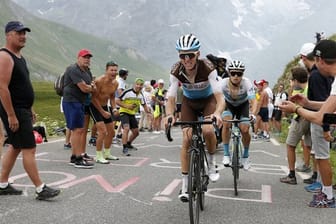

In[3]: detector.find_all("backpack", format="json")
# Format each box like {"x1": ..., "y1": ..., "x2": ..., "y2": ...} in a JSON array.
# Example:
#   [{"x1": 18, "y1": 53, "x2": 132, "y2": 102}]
[{"x1": 54, "y1": 73, "x2": 65, "y2": 96}]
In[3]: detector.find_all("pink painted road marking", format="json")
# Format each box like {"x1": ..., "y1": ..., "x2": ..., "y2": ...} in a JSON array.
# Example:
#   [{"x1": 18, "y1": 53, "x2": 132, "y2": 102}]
[{"x1": 59, "y1": 175, "x2": 140, "y2": 193}]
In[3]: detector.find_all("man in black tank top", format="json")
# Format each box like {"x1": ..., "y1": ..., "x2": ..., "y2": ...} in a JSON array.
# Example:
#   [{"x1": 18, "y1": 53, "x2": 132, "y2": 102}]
[{"x1": 0, "y1": 21, "x2": 60, "y2": 200}]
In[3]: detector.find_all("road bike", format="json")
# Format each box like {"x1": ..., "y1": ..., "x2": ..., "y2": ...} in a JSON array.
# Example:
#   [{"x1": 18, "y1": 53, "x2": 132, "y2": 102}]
[
  {"x1": 166, "y1": 117, "x2": 218, "y2": 224},
  {"x1": 223, "y1": 118, "x2": 250, "y2": 196}
]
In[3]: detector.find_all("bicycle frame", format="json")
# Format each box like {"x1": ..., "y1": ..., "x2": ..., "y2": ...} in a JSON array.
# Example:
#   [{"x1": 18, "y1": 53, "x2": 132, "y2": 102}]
[{"x1": 166, "y1": 118, "x2": 217, "y2": 224}]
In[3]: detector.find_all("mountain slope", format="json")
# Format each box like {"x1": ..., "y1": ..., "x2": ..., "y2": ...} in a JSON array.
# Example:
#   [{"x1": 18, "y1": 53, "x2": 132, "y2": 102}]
[
  {"x1": 0, "y1": 0, "x2": 166, "y2": 81},
  {"x1": 12, "y1": 0, "x2": 336, "y2": 84}
]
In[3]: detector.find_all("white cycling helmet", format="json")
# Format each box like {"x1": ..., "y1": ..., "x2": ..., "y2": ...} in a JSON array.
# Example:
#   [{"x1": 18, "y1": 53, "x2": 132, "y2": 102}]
[
  {"x1": 176, "y1": 34, "x2": 201, "y2": 51},
  {"x1": 228, "y1": 60, "x2": 245, "y2": 72}
]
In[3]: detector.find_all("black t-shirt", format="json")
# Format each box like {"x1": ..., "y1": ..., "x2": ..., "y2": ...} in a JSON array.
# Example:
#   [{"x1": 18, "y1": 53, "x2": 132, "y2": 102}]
[{"x1": 0, "y1": 48, "x2": 34, "y2": 109}]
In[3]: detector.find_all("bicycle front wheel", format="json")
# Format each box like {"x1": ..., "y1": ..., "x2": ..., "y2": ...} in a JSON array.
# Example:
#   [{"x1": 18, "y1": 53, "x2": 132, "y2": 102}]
[
  {"x1": 231, "y1": 139, "x2": 240, "y2": 196},
  {"x1": 188, "y1": 150, "x2": 201, "y2": 224}
]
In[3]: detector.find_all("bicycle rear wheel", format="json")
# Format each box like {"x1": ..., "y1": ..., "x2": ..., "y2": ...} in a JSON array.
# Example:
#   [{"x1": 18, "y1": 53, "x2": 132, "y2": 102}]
[
  {"x1": 188, "y1": 150, "x2": 201, "y2": 224},
  {"x1": 231, "y1": 139, "x2": 240, "y2": 196}
]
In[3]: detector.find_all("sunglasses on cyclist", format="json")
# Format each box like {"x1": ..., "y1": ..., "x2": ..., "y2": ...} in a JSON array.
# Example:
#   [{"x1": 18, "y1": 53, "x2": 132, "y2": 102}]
[
  {"x1": 230, "y1": 72, "x2": 243, "y2": 77},
  {"x1": 179, "y1": 52, "x2": 197, "y2": 60}
]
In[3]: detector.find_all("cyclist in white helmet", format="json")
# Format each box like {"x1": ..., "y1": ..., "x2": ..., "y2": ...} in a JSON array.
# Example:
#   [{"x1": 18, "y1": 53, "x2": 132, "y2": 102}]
[
  {"x1": 221, "y1": 60, "x2": 258, "y2": 170},
  {"x1": 165, "y1": 34, "x2": 225, "y2": 202}
]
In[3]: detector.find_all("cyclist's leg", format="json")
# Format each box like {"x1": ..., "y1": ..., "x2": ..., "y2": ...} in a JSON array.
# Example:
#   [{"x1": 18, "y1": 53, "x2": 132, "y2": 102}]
[
  {"x1": 202, "y1": 96, "x2": 220, "y2": 181},
  {"x1": 221, "y1": 111, "x2": 232, "y2": 165},
  {"x1": 179, "y1": 98, "x2": 195, "y2": 201},
  {"x1": 238, "y1": 101, "x2": 251, "y2": 169}
]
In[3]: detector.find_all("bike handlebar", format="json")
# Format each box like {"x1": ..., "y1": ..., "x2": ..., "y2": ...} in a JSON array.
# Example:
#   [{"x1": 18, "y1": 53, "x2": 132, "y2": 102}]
[{"x1": 166, "y1": 117, "x2": 218, "y2": 142}]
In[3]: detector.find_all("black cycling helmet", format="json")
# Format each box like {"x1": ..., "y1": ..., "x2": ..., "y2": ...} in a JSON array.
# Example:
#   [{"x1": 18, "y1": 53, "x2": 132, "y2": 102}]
[{"x1": 119, "y1": 68, "x2": 128, "y2": 77}]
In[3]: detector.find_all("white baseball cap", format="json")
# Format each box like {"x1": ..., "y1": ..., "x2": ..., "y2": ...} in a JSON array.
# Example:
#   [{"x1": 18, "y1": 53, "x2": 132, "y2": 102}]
[
  {"x1": 299, "y1": 43, "x2": 315, "y2": 56},
  {"x1": 158, "y1": 79, "x2": 164, "y2": 84}
]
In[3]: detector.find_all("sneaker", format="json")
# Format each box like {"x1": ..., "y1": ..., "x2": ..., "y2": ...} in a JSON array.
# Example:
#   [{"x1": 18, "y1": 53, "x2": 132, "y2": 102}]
[
  {"x1": 241, "y1": 157, "x2": 251, "y2": 170},
  {"x1": 303, "y1": 176, "x2": 316, "y2": 184},
  {"x1": 105, "y1": 154, "x2": 119, "y2": 160},
  {"x1": 69, "y1": 155, "x2": 76, "y2": 166},
  {"x1": 88, "y1": 137, "x2": 96, "y2": 146},
  {"x1": 0, "y1": 184, "x2": 22, "y2": 195},
  {"x1": 263, "y1": 134, "x2": 270, "y2": 141},
  {"x1": 304, "y1": 181, "x2": 322, "y2": 193},
  {"x1": 123, "y1": 147, "x2": 131, "y2": 156},
  {"x1": 222, "y1": 155, "x2": 231, "y2": 167},
  {"x1": 126, "y1": 143, "x2": 138, "y2": 151},
  {"x1": 178, "y1": 190, "x2": 189, "y2": 202},
  {"x1": 296, "y1": 164, "x2": 312, "y2": 173},
  {"x1": 82, "y1": 153, "x2": 94, "y2": 161},
  {"x1": 96, "y1": 157, "x2": 110, "y2": 164},
  {"x1": 280, "y1": 175, "x2": 297, "y2": 185},
  {"x1": 63, "y1": 143, "x2": 71, "y2": 150},
  {"x1": 308, "y1": 192, "x2": 336, "y2": 208},
  {"x1": 252, "y1": 134, "x2": 258, "y2": 141},
  {"x1": 139, "y1": 127, "x2": 145, "y2": 132},
  {"x1": 153, "y1": 131, "x2": 161, "y2": 134},
  {"x1": 112, "y1": 137, "x2": 121, "y2": 144},
  {"x1": 116, "y1": 134, "x2": 122, "y2": 139},
  {"x1": 36, "y1": 185, "x2": 60, "y2": 200},
  {"x1": 74, "y1": 159, "x2": 94, "y2": 169},
  {"x1": 208, "y1": 163, "x2": 220, "y2": 182}
]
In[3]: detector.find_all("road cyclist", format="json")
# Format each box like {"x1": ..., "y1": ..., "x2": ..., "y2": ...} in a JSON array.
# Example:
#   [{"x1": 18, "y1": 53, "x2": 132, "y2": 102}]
[
  {"x1": 164, "y1": 33, "x2": 225, "y2": 203},
  {"x1": 221, "y1": 60, "x2": 257, "y2": 170}
]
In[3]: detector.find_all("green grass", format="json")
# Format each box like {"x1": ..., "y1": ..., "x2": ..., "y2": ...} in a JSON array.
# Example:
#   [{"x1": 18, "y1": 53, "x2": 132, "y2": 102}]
[{"x1": 32, "y1": 82, "x2": 65, "y2": 134}]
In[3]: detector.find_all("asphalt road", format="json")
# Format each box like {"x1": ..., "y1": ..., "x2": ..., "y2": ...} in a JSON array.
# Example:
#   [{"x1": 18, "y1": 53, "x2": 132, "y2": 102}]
[{"x1": 0, "y1": 128, "x2": 335, "y2": 224}]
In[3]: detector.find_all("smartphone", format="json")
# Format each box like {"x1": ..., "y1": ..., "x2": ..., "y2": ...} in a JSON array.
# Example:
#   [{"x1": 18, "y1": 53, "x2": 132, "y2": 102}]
[{"x1": 323, "y1": 113, "x2": 336, "y2": 124}]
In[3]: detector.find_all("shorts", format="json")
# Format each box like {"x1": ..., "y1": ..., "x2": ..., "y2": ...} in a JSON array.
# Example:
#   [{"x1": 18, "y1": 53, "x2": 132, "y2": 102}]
[
  {"x1": 120, "y1": 113, "x2": 138, "y2": 129},
  {"x1": 258, "y1": 107, "x2": 269, "y2": 122},
  {"x1": 272, "y1": 108, "x2": 282, "y2": 121},
  {"x1": 0, "y1": 107, "x2": 35, "y2": 149},
  {"x1": 176, "y1": 103, "x2": 182, "y2": 113},
  {"x1": 286, "y1": 117, "x2": 311, "y2": 147},
  {"x1": 222, "y1": 101, "x2": 250, "y2": 124},
  {"x1": 63, "y1": 101, "x2": 85, "y2": 130},
  {"x1": 311, "y1": 123, "x2": 330, "y2": 159},
  {"x1": 88, "y1": 104, "x2": 112, "y2": 124}
]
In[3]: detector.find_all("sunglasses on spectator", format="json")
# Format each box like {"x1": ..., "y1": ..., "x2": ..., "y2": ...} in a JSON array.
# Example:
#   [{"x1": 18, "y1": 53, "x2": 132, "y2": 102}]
[
  {"x1": 179, "y1": 52, "x2": 197, "y2": 60},
  {"x1": 230, "y1": 72, "x2": 243, "y2": 77}
]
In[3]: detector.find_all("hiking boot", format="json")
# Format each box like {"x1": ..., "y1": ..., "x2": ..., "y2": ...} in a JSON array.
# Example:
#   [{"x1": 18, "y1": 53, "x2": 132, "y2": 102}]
[
  {"x1": 280, "y1": 175, "x2": 297, "y2": 185},
  {"x1": 63, "y1": 143, "x2": 71, "y2": 150},
  {"x1": 123, "y1": 147, "x2": 131, "y2": 156},
  {"x1": 36, "y1": 185, "x2": 60, "y2": 200},
  {"x1": 308, "y1": 192, "x2": 336, "y2": 208},
  {"x1": 74, "y1": 158, "x2": 94, "y2": 169},
  {"x1": 222, "y1": 155, "x2": 231, "y2": 167},
  {"x1": 178, "y1": 190, "x2": 189, "y2": 203},
  {"x1": 241, "y1": 157, "x2": 251, "y2": 170},
  {"x1": 303, "y1": 176, "x2": 316, "y2": 184},
  {"x1": 296, "y1": 164, "x2": 312, "y2": 173},
  {"x1": 0, "y1": 184, "x2": 22, "y2": 195},
  {"x1": 209, "y1": 163, "x2": 220, "y2": 182},
  {"x1": 304, "y1": 182, "x2": 322, "y2": 193}
]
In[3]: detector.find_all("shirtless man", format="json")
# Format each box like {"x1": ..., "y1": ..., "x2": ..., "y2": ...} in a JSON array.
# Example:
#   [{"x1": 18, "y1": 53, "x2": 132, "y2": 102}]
[
  {"x1": 254, "y1": 80, "x2": 270, "y2": 140},
  {"x1": 89, "y1": 61, "x2": 120, "y2": 164}
]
